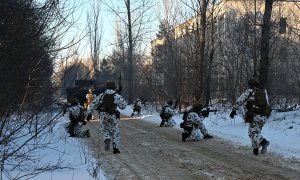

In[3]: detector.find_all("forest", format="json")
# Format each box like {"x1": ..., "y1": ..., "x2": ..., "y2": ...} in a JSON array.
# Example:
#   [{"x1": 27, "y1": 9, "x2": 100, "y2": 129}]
[{"x1": 0, "y1": 0, "x2": 299, "y2": 179}]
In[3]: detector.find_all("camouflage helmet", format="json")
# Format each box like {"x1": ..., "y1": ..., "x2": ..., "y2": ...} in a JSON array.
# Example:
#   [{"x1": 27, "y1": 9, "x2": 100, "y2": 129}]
[
  {"x1": 106, "y1": 81, "x2": 115, "y2": 90},
  {"x1": 248, "y1": 78, "x2": 260, "y2": 88},
  {"x1": 167, "y1": 99, "x2": 173, "y2": 106}
]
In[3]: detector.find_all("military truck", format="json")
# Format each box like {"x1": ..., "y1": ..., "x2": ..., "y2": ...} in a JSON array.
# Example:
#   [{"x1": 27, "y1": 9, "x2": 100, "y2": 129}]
[{"x1": 66, "y1": 80, "x2": 105, "y2": 109}]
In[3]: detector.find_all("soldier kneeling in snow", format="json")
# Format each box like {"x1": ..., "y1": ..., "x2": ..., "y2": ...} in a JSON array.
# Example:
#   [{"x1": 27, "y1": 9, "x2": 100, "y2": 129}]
[
  {"x1": 67, "y1": 98, "x2": 90, "y2": 138},
  {"x1": 180, "y1": 102, "x2": 213, "y2": 141},
  {"x1": 159, "y1": 100, "x2": 176, "y2": 127}
]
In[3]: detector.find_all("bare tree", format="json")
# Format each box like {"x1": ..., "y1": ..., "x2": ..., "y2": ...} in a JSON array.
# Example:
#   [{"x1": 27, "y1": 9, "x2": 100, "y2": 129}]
[
  {"x1": 103, "y1": 0, "x2": 154, "y2": 103},
  {"x1": 0, "y1": 0, "x2": 87, "y2": 178},
  {"x1": 87, "y1": 0, "x2": 103, "y2": 77}
]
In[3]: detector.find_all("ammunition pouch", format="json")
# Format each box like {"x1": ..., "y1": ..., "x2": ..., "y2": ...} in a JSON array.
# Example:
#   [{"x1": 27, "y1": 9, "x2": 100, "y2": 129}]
[
  {"x1": 99, "y1": 107, "x2": 117, "y2": 115},
  {"x1": 245, "y1": 105, "x2": 272, "y2": 123},
  {"x1": 245, "y1": 107, "x2": 255, "y2": 123},
  {"x1": 256, "y1": 106, "x2": 272, "y2": 117}
]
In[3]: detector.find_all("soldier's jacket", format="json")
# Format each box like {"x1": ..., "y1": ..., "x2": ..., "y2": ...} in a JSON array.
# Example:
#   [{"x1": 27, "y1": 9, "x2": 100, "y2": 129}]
[
  {"x1": 186, "y1": 112, "x2": 205, "y2": 128},
  {"x1": 87, "y1": 89, "x2": 127, "y2": 115},
  {"x1": 233, "y1": 88, "x2": 270, "y2": 111},
  {"x1": 161, "y1": 104, "x2": 176, "y2": 119}
]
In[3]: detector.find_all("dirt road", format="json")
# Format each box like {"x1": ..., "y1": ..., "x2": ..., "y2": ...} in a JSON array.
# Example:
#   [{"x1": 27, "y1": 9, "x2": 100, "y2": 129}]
[{"x1": 83, "y1": 115, "x2": 300, "y2": 180}]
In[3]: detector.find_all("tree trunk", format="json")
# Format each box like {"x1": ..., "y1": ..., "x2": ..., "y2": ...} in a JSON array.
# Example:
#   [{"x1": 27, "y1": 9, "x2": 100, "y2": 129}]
[
  {"x1": 197, "y1": 0, "x2": 207, "y2": 101},
  {"x1": 205, "y1": 0, "x2": 216, "y2": 107},
  {"x1": 126, "y1": 0, "x2": 134, "y2": 104},
  {"x1": 259, "y1": 0, "x2": 273, "y2": 88}
]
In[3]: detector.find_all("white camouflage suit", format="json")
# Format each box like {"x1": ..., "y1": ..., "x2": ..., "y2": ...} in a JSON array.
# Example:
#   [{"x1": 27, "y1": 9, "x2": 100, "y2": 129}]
[
  {"x1": 161, "y1": 104, "x2": 176, "y2": 127},
  {"x1": 184, "y1": 112, "x2": 209, "y2": 141},
  {"x1": 87, "y1": 89, "x2": 127, "y2": 149},
  {"x1": 68, "y1": 105, "x2": 89, "y2": 138},
  {"x1": 233, "y1": 88, "x2": 269, "y2": 149}
]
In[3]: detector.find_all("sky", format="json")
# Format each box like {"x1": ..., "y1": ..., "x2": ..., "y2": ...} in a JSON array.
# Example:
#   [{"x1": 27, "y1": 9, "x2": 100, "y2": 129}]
[
  {"x1": 64, "y1": 0, "x2": 160, "y2": 59},
  {"x1": 13, "y1": 103, "x2": 300, "y2": 180}
]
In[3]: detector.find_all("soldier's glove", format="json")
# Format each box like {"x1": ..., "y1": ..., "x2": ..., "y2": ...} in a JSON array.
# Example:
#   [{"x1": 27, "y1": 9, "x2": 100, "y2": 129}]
[
  {"x1": 86, "y1": 114, "x2": 92, "y2": 121},
  {"x1": 82, "y1": 121, "x2": 87, "y2": 125},
  {"x1": 230, "y1": 109, "x2": 237, "y2": 119}
]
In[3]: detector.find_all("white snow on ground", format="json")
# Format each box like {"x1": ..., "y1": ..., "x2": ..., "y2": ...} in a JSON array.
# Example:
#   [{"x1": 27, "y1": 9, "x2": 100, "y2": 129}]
[
  {"x1": 29, "y1": 116, "x2": 107, "y2": 180},
  {"x1": 27, "y1": 105, "x2": 300, "y2": 180}
]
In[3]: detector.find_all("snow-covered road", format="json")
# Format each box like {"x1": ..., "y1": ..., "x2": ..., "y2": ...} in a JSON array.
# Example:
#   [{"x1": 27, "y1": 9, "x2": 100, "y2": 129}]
[{"x1": 82, "y1": 115, "x2": 300, "y2": 180}]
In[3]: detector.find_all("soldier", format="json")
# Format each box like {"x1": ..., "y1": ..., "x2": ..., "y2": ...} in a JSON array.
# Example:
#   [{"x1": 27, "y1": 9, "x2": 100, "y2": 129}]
[
  {"x1": 180, "y1": 102, "x2": 213, "y2": 141},
  {"x1": 85, "y1": 88, "x2": 96, "y2": 120},
  {"x1": 67, "y1": 98, "x2": 90, "y2": 138},
  {"x1": 85, "y1": 88, "x2": 95, "y2": 110},
  {"x1": 230, "y1": 78, "x2": 271, "y2": 155},
  {"x1": 86, "y1": 81, "x2": 127, "y2": 154},
  {"x1": 131, "y1": 98, "x2": 142, "y2": 117},
  {"x1": 159, "y1": 100, "x2": 176, "y2": 127}
]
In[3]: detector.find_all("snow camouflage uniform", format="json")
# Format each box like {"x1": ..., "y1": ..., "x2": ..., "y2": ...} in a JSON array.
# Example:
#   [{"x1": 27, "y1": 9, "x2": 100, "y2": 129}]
[
  {"x1": 131, "y1": 98, "x2": 142, "y2": 117},
  {"x1": 67, "y1": 100, "x2": 90, "y2": 138},
  {"x1": 182, "y1": 111, "x2": 212, "y2": 141},
  {"x1": 160, "y1": 102, "x2": 176, "y2": 127},
  {"x1": 231, "y1": 78, "x2": 270, "y2": 155},
  {"x1": 87, "y1": 84, "x2": 126, "y2": 153}
]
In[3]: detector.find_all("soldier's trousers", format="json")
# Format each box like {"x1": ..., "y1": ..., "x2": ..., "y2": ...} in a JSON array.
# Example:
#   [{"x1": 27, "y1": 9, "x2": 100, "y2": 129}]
[
  {"x1": 184, "y1": 123, "x2": 208, "y2": 141},
  {"x1": 248, "y1": 115, "x2": 267, "y2": 148},
  {"x1": 100, "y1": 114, "x2": 120, "y2": 149}
]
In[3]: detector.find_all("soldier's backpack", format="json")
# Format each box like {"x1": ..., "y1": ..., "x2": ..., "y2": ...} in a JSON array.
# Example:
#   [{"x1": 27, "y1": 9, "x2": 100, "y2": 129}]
[
  {"x1": 160, "y1": 105, "x2": 172, "y2": 120},
  {"x1": 99, "y1": 93, "x2": 116, "y2": 115},
  {"x1": 254, "y1": 89, "x2": 272, "y2": 117}
]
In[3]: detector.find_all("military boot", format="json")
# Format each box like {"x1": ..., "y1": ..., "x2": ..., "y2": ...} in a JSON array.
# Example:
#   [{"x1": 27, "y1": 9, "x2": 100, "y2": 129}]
[
  {"x1": 182, "y1": 132, "x2": 189, "y2": 142},
  {"x1": 260, "y1": 139, "x2": 270, "y2": 154},
  {"x1": 253, "y1": 148, "x2": 259, "y2": 155},
  {"x1": 104, "y1": 139, "x2": 110, "y2": 151},
  {"x1": 204, "y1": 134, "x2": 213, "y2": 139},
  {"x1": 113, "y1": 148, "x2": 120, "y2": 154}
]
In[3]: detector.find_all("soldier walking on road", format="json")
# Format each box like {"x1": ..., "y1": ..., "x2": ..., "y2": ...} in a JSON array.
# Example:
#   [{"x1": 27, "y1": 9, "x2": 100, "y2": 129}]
[
  {"x1": 230, "y1": 78, "x2": 271, "y2": 155},
  {"x1": 86, "y1": 81, "x2": 127, "y2": 154}
]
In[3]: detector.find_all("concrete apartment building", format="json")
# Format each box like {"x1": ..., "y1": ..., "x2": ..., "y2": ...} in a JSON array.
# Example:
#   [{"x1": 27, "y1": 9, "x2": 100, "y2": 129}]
[{"x1": 151, "y1": 0, "x2": 300, "y2": 101}]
